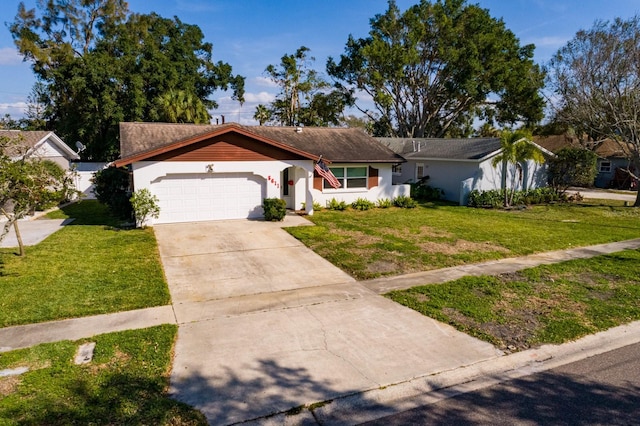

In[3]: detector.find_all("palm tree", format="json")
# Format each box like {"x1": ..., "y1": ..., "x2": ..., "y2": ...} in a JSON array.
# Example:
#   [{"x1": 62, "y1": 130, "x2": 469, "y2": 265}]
[
  {"x1": 253, "y1": 104, "x2": 271, "y2": 125},
  {"x1": 155, "y1": 89, "x2": 210, "y2": 124},
  {"x1": 491, "y1": 129, "x2": 545, "y2": 207}
]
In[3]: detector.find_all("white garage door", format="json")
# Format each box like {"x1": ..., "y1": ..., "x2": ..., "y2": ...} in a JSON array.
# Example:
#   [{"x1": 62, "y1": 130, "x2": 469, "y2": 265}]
[{"x1": 152, "y1": 173, "x2": 265, "y2": 223}]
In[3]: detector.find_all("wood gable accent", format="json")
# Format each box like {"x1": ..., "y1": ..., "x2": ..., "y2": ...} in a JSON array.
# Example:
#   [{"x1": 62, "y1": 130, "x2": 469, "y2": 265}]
[
  {"x1": 113, "y1": 124, "x2": 317, "y2": 167},
  {"x1": 148, "y1": 132, "x2": 308, "y2": 162}
]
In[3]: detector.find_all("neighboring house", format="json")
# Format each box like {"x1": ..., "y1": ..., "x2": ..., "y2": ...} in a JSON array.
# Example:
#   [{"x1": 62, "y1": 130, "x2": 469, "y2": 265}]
[
  {"x1": 0, "y1": 130, "x2": 82, "y2": 214},
  {"x1": 535, "y1": 134, "x2": 636, "y2": 189},
  {"x1": 113, "y1": 122, "x2": 409, "y2": 225},
  {"x1": 0, "y1": 130, "x2": 79, "y2": 170},
  {"x1": 378, "y1": 137, "x2": 551, "y2": 205}
]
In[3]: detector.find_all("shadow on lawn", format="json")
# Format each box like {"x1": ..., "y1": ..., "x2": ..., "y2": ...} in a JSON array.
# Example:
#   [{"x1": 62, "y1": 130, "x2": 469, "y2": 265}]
[
  {"x1": 1, "y1": 372, "x2": 207, "y2": 425},
  {"x1": 57, "y1": 200, "x2": 132, "y2": 228}
]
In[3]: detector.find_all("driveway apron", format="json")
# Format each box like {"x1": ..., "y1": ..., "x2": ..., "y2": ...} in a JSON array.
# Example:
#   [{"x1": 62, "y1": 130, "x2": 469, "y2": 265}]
[{"x1": 154, "y1": 218, "x2": 499, "y2": 425}]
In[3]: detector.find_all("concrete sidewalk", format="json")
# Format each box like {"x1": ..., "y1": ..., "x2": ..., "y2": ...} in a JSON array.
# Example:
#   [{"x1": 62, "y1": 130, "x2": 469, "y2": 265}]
[
  {"x1": 363, "y1": 238, "x2": 640, "y2": 294},
  {"x1": 0, "y1": 306, "x2": 176, "y2": 352}
]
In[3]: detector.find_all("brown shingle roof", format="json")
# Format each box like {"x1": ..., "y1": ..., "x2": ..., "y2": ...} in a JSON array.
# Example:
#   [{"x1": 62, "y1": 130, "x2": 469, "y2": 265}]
[
  {"x1": 118, "y1": 122, "x2": 403, "y2": 164},
  {"x1": 0, "y1": 130, "x2": 52, "y2": 156},
  {"x1": 534, "y1": 134, "x2": 633, "y2": 158},
  {"x1": 0, "y1": 130, "x2": 79, "y2": 160},
  {"x1": 247, "y1": 126, "x2": 403, "y2": 163}
]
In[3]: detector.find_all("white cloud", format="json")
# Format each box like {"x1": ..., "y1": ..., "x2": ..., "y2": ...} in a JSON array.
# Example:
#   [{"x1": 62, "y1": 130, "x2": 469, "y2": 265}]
[
  {"x1": 0, "y1": 47, "x2": 22, "y2": 66},
  {"x1": 0, "y1": 101, "x2": 28, "y2": 118},
  {"x1": 253, "y1": 76, "x2": 278, "y2": 88},
  {"x1": 244, "y1": 91, "x2": 275, "y2": 104}
]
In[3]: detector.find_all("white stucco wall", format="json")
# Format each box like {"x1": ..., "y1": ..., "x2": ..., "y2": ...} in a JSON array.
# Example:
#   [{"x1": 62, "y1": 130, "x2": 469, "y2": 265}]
[
  {"x1": 130, "y1": 161, "x2": 410, "y2": 223},
  {"x1": 401, "y1": 157, "x2": 549, "y2": 206},
  {"x1": 132, "y1": 160, "x2": 312, "y2": 198}
]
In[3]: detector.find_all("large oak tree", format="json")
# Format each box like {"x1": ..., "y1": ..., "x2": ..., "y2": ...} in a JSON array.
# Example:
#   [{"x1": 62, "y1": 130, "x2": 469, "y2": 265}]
[
  {"x1": 10, "y1": 0, "x2": 244, "y2": 161},
  {"x1": 546, "y1": 15, "x2": 640, "y2": 206},
  {"x1": 327, "y1": 0, "x2": 545, "y2": 137}
]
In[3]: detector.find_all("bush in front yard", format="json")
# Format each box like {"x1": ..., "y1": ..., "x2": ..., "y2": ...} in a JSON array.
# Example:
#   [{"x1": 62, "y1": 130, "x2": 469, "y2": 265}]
[
  {"x1": 93, "y1": 167, "x2": 133, "y2": 219},
  {"x1": 326, "y1": 198, "x2": 348, "y2": 211},
  {"x1": 130, "y1": 188, "x2": 160, "y2": 228},
  {"x1": 393, "y1": 195, "x2": 417, "y2": 208},
  {"x1": 351, "y1": 198, "x2": 375, "y2": 211},
  {"x1": 263, "y1": 198, "x2": 287, "y2": 221}
]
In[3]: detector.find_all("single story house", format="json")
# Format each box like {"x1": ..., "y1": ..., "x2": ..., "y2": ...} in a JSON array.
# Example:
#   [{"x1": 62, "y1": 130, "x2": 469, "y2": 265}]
[
  {"x1": 378, "y1": 137, "x2": 552, "y2": 205},
  {"x1": 113, "y1": 122, "x2": 409, "y2": 225},
  {"x1": 0, "y1": 130, "x2": 79, "y2": 169},
  {"x1": 535, "y1": 134, "x2": 637, "y2": 189}
]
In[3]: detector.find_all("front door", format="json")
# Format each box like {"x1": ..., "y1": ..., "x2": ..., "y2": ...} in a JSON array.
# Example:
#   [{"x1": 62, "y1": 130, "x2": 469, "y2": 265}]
[{"x1": 281, "y1": 167, "x2": 294, "y2": 209}]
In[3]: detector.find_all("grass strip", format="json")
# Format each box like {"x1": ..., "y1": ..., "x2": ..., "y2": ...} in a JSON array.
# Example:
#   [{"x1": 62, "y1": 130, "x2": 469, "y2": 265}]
[
  {"x1": 386, "y1": 249, "x2": 640, "y2": 351},
  {"x1": 0, "y1": 325, "x2": 206, "y2": 425}
]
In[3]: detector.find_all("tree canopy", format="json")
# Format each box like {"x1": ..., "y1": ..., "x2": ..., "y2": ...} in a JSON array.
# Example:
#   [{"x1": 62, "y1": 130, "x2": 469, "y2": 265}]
[
  {"x1": 258, "y1": 46, "x2": 353, "y2": 127},
  {"x1": 327, "y1": 0, "x2": 545, "y2": 137},
  {"x1": 10, "y1": 0, "x2": 244, "y2": 161},
  {"x1": 546, "y1": 15, "x2": 640, "y2": 206},
  {"x1": 547, "y1": 147, "x2": 598, "y2": 195}
]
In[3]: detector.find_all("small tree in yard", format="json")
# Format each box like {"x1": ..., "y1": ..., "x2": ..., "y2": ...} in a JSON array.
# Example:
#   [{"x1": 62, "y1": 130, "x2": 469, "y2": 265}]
[
  {"x1": 130, "y1": 189, "x2": 160, "y2": 228},
  {"x1": 492, "y1": 130, "x2": 545, "y2": 207},
  {"x1": 0, "y1": 135, "x2": 77, "y2": 256},
  {"x1": 547, "y1": 147, "x2": 597, "y2": 195}
]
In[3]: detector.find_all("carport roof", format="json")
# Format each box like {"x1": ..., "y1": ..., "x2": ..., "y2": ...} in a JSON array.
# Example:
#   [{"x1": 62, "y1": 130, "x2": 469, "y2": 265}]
[{"x1": 115, "y1": 122, "x2": 404, "y2": 167}]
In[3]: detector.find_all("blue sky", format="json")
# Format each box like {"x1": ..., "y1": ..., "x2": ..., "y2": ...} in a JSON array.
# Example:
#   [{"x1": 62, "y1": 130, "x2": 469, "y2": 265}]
[{"x1": 1, "y1": 0, "x2": 639, "y2": 124}]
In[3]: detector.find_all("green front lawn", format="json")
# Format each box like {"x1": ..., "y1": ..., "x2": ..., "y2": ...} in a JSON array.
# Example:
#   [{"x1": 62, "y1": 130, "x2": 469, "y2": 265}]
[
  {"x1": 0, "y1": 201, "x2": 170, "y2": 328},
  {"x1": 387, "y1": 249, "x2": 640, "y2": 351},
  {"x1": 0, "y1": 325, "x2": 206, "y2": 425},
  {"x1": 287, "y1": 201, "x2": 640, "y2": 279}
]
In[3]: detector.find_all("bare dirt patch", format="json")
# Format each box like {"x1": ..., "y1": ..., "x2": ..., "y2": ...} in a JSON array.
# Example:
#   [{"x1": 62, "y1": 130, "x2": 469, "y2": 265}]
[
  {"x1": 366, "y1": 260, "x2": 399, "y2": 275},
  {"x1": 0, "y1": 376, "x2": 20, "y2": 396},
  {"x1": 340, "y1": 229, "x2": 384, "y2": 246}
]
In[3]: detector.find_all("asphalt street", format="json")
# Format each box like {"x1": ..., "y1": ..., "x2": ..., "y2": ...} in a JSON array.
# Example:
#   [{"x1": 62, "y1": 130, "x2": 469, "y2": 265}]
[{"x1": 363, "y1": 342, "x2": 640, "y2": 425}]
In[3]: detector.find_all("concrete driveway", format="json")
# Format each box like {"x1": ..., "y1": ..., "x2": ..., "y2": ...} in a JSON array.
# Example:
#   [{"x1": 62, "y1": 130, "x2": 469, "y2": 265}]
[{"x1": 154, "y1": 216, "x2": 500, "y2": 425}]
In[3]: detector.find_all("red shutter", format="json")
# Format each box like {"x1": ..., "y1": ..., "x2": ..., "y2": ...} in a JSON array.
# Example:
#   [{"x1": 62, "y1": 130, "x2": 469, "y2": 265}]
[
  {"x1": 368, "y1": 166, "x2": 379, "y2": 189},
  {"x1": 313, "y1": 169, "x2": 323, "y2": 190}
]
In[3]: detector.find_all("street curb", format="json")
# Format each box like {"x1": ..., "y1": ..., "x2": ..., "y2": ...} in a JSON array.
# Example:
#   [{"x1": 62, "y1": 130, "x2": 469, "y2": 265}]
[{"x1": 253, "y1": 320, "x2": 640, "y2": 425}]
